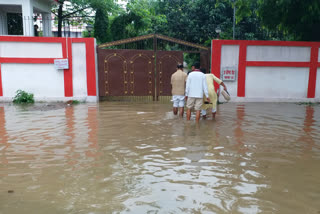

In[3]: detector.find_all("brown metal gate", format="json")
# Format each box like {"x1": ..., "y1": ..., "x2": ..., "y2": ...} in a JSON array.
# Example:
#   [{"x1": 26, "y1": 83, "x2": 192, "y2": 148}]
[
  {"x1": 97, "y1": 34, "x2": 209, "y2": 101},
  {"x1": 98, "y1": 49, "x2": 155, "y2": 99},
  {"x1": 156, "y1": 51, "x2": 183, "y2": 99},
  {"x1": 98, "y1": 49, "x2": 183, "y2": 101}
]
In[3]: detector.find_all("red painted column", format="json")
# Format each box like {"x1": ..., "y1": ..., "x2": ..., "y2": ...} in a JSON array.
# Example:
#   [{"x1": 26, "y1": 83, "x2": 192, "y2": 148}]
[
  {"x1": 211, "y1": 40, "x2": 222, "y2": 92},
  {"x1": 0, "y1": 64, "x2": 2, "y2": 97},
  {"x1": 86, "y1": 38, "x2": 97, "y2": 96},
  {"x1": 307, "y1": 46, "x2": 319, "y2": 98},
  {"x1": 63, "y1": 38, "x2": 73, "y2": 97},
  {"x1": 237, "y1": 44, "x2": 247, "y2": 97}
]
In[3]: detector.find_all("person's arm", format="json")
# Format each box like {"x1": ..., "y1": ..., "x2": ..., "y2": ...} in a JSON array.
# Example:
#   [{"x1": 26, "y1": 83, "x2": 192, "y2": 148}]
[
  {"x1": 220, "y1": 81, "x2": 227, "y2": 91},
  {"x1": 212, "y1": 74, "x2": 227, "y2": 92},
  {"x1": 203, "y1": 75, "x2": 210, "y2": 102},
  {"x1": 185, "y1": 76, "x2": 190, "y2": 100},
  {"x1": 184, "y1": 74, "x2": 187, "y2": 92}
]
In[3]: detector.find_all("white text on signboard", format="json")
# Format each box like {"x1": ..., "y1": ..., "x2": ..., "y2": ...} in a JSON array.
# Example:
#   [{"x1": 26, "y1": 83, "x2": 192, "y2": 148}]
[
  {"x1": 54, "y1": 59, "x2": 69, "y2": 70},
  {"x1": 221, "y1": 67, "x2": 237, "y2": 81}
]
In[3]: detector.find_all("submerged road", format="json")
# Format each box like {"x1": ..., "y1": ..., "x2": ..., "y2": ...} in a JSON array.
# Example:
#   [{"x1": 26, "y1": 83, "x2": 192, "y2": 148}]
[{"x1": 0, "y1": 102, "x2": 320, "y2": 214}]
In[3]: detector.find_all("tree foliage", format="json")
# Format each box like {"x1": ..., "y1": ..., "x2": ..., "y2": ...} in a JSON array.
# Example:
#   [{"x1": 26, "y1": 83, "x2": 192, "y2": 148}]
[
  {"x1": 151, "y1": 0, "x2": 279, "y2": 44},
  {"x1": 94, "y1": 8, "x2": 109, "y2": 43},
  {"x1": 109, "y1": 0, "x2": 166, "y2": 41},
  {"x1": 258, "y1": 0, "x2": 320, "y2": 41},
  {"x1": 52, "y1": 0, "x2": 115, "y2": 37},
  {"x1": 236, "y1": 0, "x2": 320, "y2": 41}
]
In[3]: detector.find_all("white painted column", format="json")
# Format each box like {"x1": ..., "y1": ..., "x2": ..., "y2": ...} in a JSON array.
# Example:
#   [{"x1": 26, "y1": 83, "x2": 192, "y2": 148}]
[
  {"x1": 0, "y1": 10, "x2": 8, "y2": 35},
  {"x1": 22, "y1": 1, "x2": 34, "y2": 36},
  {"x1": 42, "y1": 12, "x2": 52, "y2": 37}
]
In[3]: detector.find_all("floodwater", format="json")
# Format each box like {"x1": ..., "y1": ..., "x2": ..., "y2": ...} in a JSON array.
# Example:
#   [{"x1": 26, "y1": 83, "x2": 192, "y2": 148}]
[{"x1": 0, "y1": 102, "x2": 320, "y2": 214}]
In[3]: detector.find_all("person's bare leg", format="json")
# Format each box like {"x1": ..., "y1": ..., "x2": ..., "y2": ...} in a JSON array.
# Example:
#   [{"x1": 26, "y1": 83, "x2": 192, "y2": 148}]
[
  {"x1": 179, "y1": 107, "x2": 184, "y2": 117},
  {"x1": 212, "y1": 108, "x2": 216, "y2": 119},
  {"x1": 195, "y1": 110, "x2": 201, "y2": 122},
  {"x1": 201, "y1": 109, "x2": 207, "y2": 119},
  {"x1": 173, "y1": 107, "x2": 178, "y2": 115},
  {"x1": 187, "y1": 109, "x2": 191, "y2": 120}
]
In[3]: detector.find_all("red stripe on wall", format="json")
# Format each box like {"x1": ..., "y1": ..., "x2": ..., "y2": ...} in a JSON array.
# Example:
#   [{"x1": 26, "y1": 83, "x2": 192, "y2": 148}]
[
  {"x1": 63, "y1": 38, "x2": 73, "y2": 97},
  {"x1": 246, "y1": 61, "x2": 310, "y2": 67},
  {"x1": 86, "y1": 38, "x2": 97, "y2": 96},
  {"x1": 0, "y1": 64, "x2": 2, "y2": 96},
  {"x1": 238, "y1": 44, "x2": 247, "y2": 97},
  {"x1": 211, "y1": 41, "x2": 222, "y2": 92},
  {"x1": 307, "y1": 46, "x2": 319, "y2": 98},
  {"x1": 0, "y1": 58, "x2": 57, "y2": 64},
  {"x1": 0, "y1": 36, "x2": 65, "y2": 43}
]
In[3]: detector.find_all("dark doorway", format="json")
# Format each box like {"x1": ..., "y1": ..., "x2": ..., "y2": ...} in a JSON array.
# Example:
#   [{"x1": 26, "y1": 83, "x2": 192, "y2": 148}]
[{"x1": 7, "y1": 13, "x2": 23, "y2": 35}]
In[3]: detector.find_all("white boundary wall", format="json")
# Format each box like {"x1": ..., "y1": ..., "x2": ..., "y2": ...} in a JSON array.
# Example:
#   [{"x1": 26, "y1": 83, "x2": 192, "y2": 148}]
[
  {"x1": 316, "y1": 68, "x2": 320, "y2": 98},
  {"x1": 0, "y1": 37, "x2": 98, "y2": 102},
  {"x1": 216, "y1": 42, "x2": 320, "y2": 102},
  {"x1": 0, "y1": 42, "x2": 62, "y2": 58},
  {"x1": 245, "y1": 67, "x2": 309, "y2": 99},
  {"x1": 2, "y1": 63, "x2": 65, "y2": 98},
  {"x1": 220, "y1": 45, "x2": 239, "y2": 100}
]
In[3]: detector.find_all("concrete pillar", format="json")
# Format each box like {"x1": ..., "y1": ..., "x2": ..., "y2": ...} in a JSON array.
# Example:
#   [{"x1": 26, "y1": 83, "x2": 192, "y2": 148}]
[
  {"x1": 42, "y1": 12, "x2": 52, "y2": 37},
  {"x1": 22, "y1": 1, "x2": 34, "y2": 36}
]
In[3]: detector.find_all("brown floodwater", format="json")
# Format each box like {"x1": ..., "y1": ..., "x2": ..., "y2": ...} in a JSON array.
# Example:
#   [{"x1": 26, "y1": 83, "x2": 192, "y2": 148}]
[{"x1": 0, "y1": 102, "x2": 320, "y2": 214}]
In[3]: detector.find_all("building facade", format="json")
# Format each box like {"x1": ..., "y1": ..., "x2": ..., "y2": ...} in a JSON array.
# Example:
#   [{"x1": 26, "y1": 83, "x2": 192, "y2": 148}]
[{"x1": 0, "y1": 0, "x2": 55, "y2": 37}]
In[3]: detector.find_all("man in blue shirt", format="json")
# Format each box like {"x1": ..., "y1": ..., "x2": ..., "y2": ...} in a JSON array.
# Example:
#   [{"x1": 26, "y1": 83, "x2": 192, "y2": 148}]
[{"x1": 185, "y1": 62, "x2": 210, "y2": 122}]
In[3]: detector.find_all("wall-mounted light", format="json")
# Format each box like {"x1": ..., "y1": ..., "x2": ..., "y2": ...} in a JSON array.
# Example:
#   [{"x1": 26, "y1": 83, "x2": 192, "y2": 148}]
[
  {"x1": 215, "y1": 26, "x2": 221, "y2": 39},
  {"x1": 86, "y1": 24, "x2": 93, "y2": 37}
]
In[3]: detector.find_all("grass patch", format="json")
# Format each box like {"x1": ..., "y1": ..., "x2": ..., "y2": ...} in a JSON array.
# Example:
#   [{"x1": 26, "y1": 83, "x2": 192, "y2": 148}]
[
  {"x1": 13, "y1": 90, "x2": 35, "y2": 104},
  {"x1": 66, "y1": 100, "x2": 84, "y2": 105}
]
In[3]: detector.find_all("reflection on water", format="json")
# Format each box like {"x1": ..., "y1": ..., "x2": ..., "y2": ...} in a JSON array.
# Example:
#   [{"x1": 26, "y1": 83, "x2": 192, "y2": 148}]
[{"x1": 0, "y1": 102, "x2": 320, "y2": 214}]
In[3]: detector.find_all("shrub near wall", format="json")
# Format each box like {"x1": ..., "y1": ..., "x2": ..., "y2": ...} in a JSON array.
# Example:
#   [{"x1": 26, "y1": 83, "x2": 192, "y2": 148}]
[{"x1": 13, "y1": 90, "x2": 35, "y2": 104}]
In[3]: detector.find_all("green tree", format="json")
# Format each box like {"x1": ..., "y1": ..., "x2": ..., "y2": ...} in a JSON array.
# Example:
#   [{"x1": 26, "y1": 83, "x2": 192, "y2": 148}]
[
  {"x1": 94, "y1": 8, "x2": 109, "y2": 43},
  {"x1": 109, "y1": 0, "x2": 166, "y2": 41},
  {"x1": 236, "y1": 0, "x2": 320, "y2": 41},
  {"x1": 53, "y1": 0, "x2": 91, "y2": 37},
  {"x1": 234, "y1": 0, "x2": 283, "y2": 40},
  {"x1": 156, "y1": 0, "x2": 233, "y2": 44},
  {"x1": 258, "y1": 0, "x2": 320, "y2": 41},
  {"x1": 52, "y1": 0, "x2": 115, "y2": 37}
]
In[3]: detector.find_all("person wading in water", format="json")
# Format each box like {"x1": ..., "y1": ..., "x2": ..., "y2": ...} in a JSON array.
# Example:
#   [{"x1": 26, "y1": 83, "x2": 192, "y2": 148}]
[
  {"x1": 200, "y1": 68, "x2": 227, "y2": 119},
  {"x1": 171, "y1": 64, "x2": 188, "y2": 117},
  {"x1": 185, "y1": 62, "x2": 210, "y2": 122}
]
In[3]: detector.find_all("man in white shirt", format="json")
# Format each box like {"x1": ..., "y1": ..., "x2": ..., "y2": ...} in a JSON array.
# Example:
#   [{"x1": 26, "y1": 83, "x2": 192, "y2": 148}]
[{"x1": 185, "y1": 62, "x2": 210, "y2": 122}]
